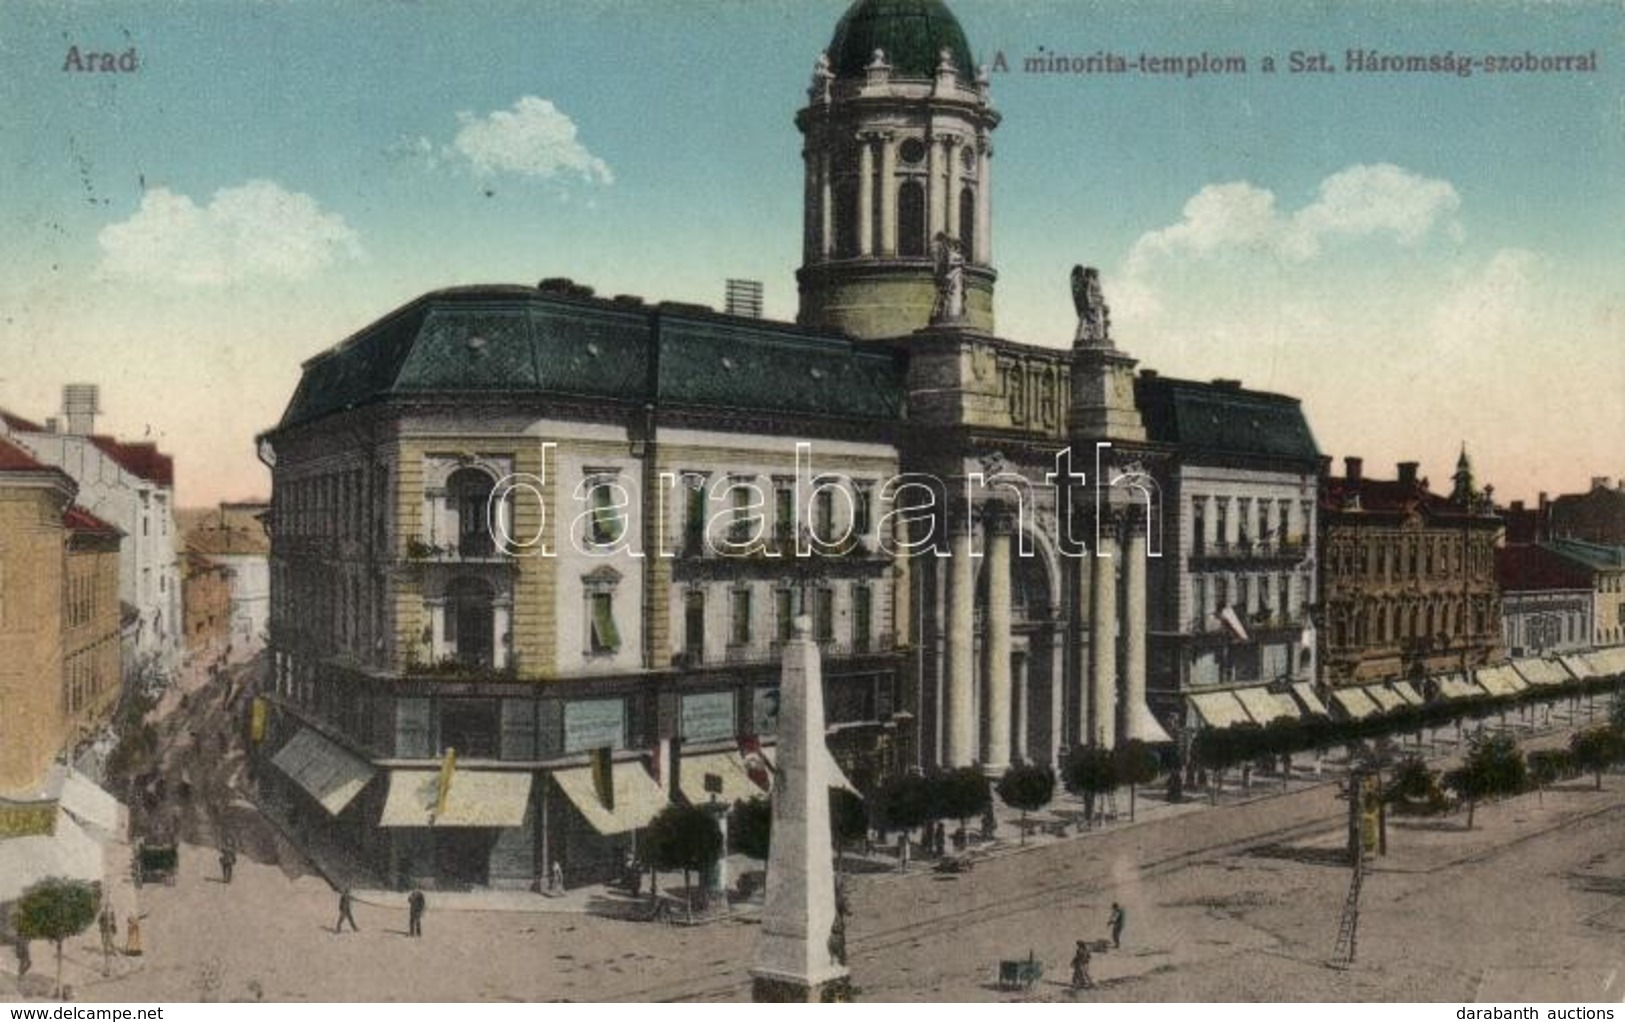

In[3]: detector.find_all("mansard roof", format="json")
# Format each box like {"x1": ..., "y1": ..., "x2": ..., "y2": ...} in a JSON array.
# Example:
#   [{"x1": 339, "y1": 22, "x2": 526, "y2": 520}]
[
  {"x1": 1133, "y1": 373, "x2": 1320, "y2": 467},
  {"x1": 271, "y1": 285, "x2": 906, "y2": 434}
]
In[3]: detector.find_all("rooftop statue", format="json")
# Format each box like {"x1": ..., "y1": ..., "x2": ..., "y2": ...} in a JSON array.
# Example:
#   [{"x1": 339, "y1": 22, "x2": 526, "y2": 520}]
[{"x1": 1072, "y1": 265, "x2": 1111, "y2": 345}]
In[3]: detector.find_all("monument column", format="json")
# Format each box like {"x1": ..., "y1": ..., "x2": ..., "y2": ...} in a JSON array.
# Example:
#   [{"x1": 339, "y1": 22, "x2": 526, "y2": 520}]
[
  {"x1": 1089, "y1": 521, "x2": 1119, "y2": 749},
  {"x1": 944, "y1": 504, "x2": 977, "y2": 767},
  {"x1": 982, "y1": 504, "x2": 1012, "y2": 771}
]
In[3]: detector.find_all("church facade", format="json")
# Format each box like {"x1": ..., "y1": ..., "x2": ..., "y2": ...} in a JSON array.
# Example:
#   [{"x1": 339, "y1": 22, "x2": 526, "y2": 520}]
[{"x1": 257, "y1": 0, "x2": 1322, "y2": 889}]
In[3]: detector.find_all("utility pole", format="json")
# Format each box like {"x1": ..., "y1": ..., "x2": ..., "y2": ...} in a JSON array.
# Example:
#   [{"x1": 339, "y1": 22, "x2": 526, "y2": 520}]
[{"x1": 1332, "y1": 768, "x2": 1368, "y2": 968}]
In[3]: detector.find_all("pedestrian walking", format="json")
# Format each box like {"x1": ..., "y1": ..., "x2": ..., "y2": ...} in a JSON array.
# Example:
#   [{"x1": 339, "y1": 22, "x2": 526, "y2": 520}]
[
  {"x1": 407, "y1": 889, "x2": 425, "y2": 938},
  {"x1": 1069, "y1": 940, "x2": 1094, "y2": 991},
  {"x1": 335, "y1": 888, "x2": 359, "y2": 933},
  {"x1": 219, "y1": 845, "x2": 237, "y2": 884},
  {"x1": 932, "y1": 820, "x2": 946, "y2": 857},
  {"x1": 98, "y1": 904, "x2": 117, "y2": 973},
  {"x1": 1108, "y1": 902, "x2": 1125, "y2": 948}
]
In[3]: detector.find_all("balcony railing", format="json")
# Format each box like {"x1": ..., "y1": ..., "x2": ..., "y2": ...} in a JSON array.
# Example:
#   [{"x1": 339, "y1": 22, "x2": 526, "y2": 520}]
[
  {"x1": 403, "y1": 538, "x2": 510, "y2": 563},
  {"x1": 673, "y1": 632, "x2": 900, "y2": 670},
  {"x1": 1191, "y1": 539, "x2": 1309, "y2": 564}
]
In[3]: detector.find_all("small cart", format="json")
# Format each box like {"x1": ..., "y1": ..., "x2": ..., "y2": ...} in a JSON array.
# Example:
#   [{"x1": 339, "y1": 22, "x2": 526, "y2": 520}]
[
  {"x1": 133, "y1": 843, "x2": 179, "y2": 887},
  {"x1": 997, "y1": 953, "x2": 1043, "y2": 991}
]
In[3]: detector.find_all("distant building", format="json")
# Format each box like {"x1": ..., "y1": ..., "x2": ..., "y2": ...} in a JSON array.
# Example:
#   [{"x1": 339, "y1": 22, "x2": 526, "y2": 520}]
[
  {"x1": 182, "y1": 548, "x2": 234, "y2": 657},
  {"x1": 1495, "y1": 544, "x2": 1594, "y2": 656},
  {"x1": 0, "y1": 437, "x2": 122, "y2": 795},
  {"x1": 1318, "y1": 451, "x2": 1505, "y2": 689},
  {"x1": 0, "y1": 385, "x2": 182, "y2": 683},
  {"x1": 1538, "y1": 540, "x2": 1625, "y2": 649},
  {"x1": 179, "y1": 501, "x2": 271, "y2": 660},
  {"x1": 1548, "y1": 478, "x2": 1625, "y2": 546}
]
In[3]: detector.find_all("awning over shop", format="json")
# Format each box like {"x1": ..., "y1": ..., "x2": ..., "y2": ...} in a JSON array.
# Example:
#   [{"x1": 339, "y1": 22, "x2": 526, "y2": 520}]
[
  {"x1": 1363, "y1": 685, "x2": 1408, "y2": 714},
  {"x1": 1291, "y1": 682, "x2": 1330, "y2": 717},
  {"x1": 1511, "y1": 657, "x2": 1572, "y2": 687},
  {"x1": 49, "y1": 764, "x2": 122, "y2": 838},
  {"x1": 1391, "y1": 680, "x2": 1426, "y2": 706},
  {"x1": 1435, "y1": 673, "x2": 1484, "y2": 700},
  {"x1": 552, "y1": 761, "x2": 668, "y2": 836},
  {"x1": 1231, "y1": 686, "x2": 1299, "y2": 725},
  {"x1": 1474, "y1": 665, "x2": 1527, "y2": 698},
  {"x1": 1329, "y1": 687, "x2": 1381, "y2": 720},
  {"x1": 1189, "y1": 690, "x2": 1253, "y2": 729},
  {"x1": 1558, "y1": 655, "x2": 1595, "y2": 680},
  {"x1": 759, "y1": 742, "x2": 860, "y2": 795},
  {"x1": 0, "y1": 812, "x2": 102, "y2": 903},
  {"x1": 1585, "y1": 646, "x2": 1625, "y2": 677},
  {"x1": 678, "y1": 752, "x2": 768, "y2": 806},
  {"x1": 271, "y1": 727, "x2": 376, "y2": 816},
  {"x1": 379, "y1": 769, "x2": 531, "y2": 828}
]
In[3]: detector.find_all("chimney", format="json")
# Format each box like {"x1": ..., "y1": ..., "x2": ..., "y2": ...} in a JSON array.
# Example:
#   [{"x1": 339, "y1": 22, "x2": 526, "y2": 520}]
[
  {"x1": 1591, "y1": 476, "x2": 1613, "y2": 491},
  {"x1": 724, "y1": 279, "x2": 764, "y2": 319},
  {"x1": 1510, "y1": 500, "x2": 1524, "y2": 513},
  {"x1": 1538, "y1": 491, "x2": 1549, "y2": 511},
  {"x1": 1344, "y1": 456, "x2": 1363, "y2": 482},
  {"x1": 1397, "y1": 462, "x2": 1419, "y2": 487},
  {"x1": 62, "y1": 383, "x2": 100, "y2": 436}
]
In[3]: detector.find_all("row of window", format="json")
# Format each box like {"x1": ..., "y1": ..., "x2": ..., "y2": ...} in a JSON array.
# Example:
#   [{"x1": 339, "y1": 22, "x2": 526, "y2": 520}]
[
  {"x1": 1191, "y1": 496, "x2": 1313, "y2": 552},
  {"x1": 279, "y1": 464, "x2": 385, "y2": 544},
  {"x1": 678, "y1": 583, "x2": 876, "y2": 659},
  {"x1": 1190, "y1": 571, "x2": 1309, "y2": 629},
  {"x1": 64, "y1": 638, "x2": 115, "y2": 715},
  {"x1": 65, "y1": 568, "x2": 110, "y2": 628},
  {"x1": 1325, "y1": 595, "x2": 1496, "y2": 648},
  {"x1": 1323, "y1": 532, "x2": 1494, "y2": 580}
]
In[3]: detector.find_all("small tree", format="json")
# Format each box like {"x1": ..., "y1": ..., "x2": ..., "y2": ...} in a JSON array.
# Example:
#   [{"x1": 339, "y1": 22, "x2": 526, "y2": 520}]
[
  {"x1": 873, "y1": 771, "x2": 933, "y2": 853},
  {"x1": 14, "y1": 878, "x2": 99, "y2": 998},
  {"x1": 729, "y1": 796, "x2": 772, "y2": 861},
  {"x1": 1526, "y1": 748, "x2": 1572, "y2": 805},
  {"x1": 1569, "y1": 726, "x2": 1625, "y2": 790},
  {"x1": 644, "y1": 804, "x2": 723, "y2": 920},
  {"x1": 1111, "y1": 739, "x2": 1159, "y2": 821},
  {"x1": 936, "y1": 766, "x2": 991, "y2": 834},
  {"x1": 1062, "y1": 744, "x2": 1116, "y2": 824},
  {"x1": 995, "y1": 763, "x2": 1055, "y2": 845},
  {"x1": 1445, "y1": 732, "x2": 1526, "y2": 829}
]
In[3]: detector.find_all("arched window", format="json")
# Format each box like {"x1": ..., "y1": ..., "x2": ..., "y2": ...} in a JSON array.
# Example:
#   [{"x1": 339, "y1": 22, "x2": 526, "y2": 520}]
[
  {"x1": 898, "y1": 180, "x2": 926, "y2": 257},
  {"x1": 447, "y1": 468, "x2": 496, "y2": 557},
  {"x1": 959, "y1": 187, "x2": 976, "y2": 261},
  {"x1": 835, "y1": 176, "x2": 860, "y2": 258}
]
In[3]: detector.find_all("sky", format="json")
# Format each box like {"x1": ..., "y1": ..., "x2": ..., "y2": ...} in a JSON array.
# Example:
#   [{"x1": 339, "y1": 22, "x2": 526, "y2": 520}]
[{"x1": 1, "y1": 0, "x2": 1620, "y2": 507}]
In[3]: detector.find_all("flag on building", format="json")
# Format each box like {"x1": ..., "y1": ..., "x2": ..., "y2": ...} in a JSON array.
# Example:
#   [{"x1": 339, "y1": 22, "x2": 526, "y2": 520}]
[
  {"x1": 590, "y1": 746, "x2": 615, "y2": 811},
  {"x1": 1218, "y1": 604, "x2": 1250, "y2": 642},
  {"x1": 739, "y1": 734, "x2": 771, "y2": 791},
  {"x1": 1299, "y1": 620, "x2": 1317, "y2": 651},
  {"x1": 434, "y1": 747, "x2": 458, "y2": 817}
]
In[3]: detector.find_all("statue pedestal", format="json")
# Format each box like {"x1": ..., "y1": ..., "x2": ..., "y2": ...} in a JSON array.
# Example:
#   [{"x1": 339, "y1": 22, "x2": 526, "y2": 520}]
[{"x1": 751, "y1": 971, "x2": 853, "y2": 1003}]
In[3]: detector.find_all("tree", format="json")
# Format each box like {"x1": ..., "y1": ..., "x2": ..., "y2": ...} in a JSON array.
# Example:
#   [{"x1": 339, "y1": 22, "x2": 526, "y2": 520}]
[
  {"x1": 1526, "y1": 748, "x2": 1573, "y2": 805},
  {"x1": 1062, "y1": 744, "x2": 1116, "y2": 824},
  {"x1": 1260, "y1": 717, "x2": 1307, "y2": 789},
  {"x1": 935, "y1": 766, "x2": 991, "y2": 832},
  {"x1": 1111, "y1": 739, "x2": 1159, "y2": 821},
  {"x1": 1382, "y1": 755, "x2": 1445, "y2": 814},
  {"x1": 873, "y1": 771, "x2": 933, "y2": 845},
  {"x1": 644, "y1": 804, "x2": 723, "y2": 920},
  {"x1": 1569, "y1": 726, "x2": 1625, "y2": 790},
  {"x1": 729, "y1": 796, "x2": 772, "y2": 861},
  {"x1": 14, "y1": 878, "x2": 99, "y2": 998},
  {"x1": 1444, "y1": 732, "x2": 1526, "y2": 829},
  {"x1": 995, "y1": 763, "x2": 1055, "y2": 845}
]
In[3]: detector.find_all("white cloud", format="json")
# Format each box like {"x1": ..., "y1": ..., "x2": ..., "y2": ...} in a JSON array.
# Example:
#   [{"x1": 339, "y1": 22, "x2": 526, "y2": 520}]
[
  {"x1": 97, "y1": 180, "x2": 362, "y2": 285},
  {"x1": 1127, "y1": 163, "x2": 1460, "y2": 271},
  {"x1": 450, "y1": 96, "x2": 613, "y2": 184}
]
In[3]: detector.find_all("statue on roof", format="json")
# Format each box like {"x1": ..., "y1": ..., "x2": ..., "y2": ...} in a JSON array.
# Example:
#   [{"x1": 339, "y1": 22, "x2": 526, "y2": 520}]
[
  {"x1": 938, "y1": 46, "x2": 957, "y2": 77},
  {"x1": 1072, "y1": 265, "x2": 1111, "y2": 346},
  {"x1": 930, "y1": 232, "x2": 967, "y2": 325},
  {"x1": 810, "y1": 51, "x2": 835, "y2": 103}
]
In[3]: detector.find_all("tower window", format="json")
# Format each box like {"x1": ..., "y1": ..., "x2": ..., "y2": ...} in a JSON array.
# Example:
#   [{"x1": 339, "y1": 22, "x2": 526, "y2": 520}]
[
  {"x1": 959, "y1": 187, "x2": 976, "y2": 259},
  {"x1": 898, "y1": 180, "x2": 926, "y2": 257},
  {"x1": 835, "y1": 176, "x2": 860, "y2": 258}
]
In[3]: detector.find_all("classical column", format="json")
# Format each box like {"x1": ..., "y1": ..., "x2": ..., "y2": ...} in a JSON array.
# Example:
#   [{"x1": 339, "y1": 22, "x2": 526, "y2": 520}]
[
  {"x1": 945, "y1": 136, "x2": 962, "y2": 240},
  {"x1": 1089, "y1": 525, "x2": 1119, "y2": 749},
  {"x1": 857, "y1": 134, "x2": 875, "y2": 257},
  {"x1": 1120, "y1": 521, "x2": 1169, "y2": 743},
  {"x1": 1072, "y1": 524, "x2": 1093, "y2": 748},
  {"x1": 944, "y1": 506, "x2": 977, "y2": 767},
  {"x1": 818, "y1": 151, "x2": 833, "y2": 260},
  {"x1": 926, "y1": 134, "x2": 944, "y2": 239},
  {"x1": 982, "y1": 505, "x2": 1012, "y2": 771},
  {"x1": 492, "y1": 597, "x2": 512, "y2": 671},
  {"x1": 974, "y1": 139, "x2": 992, "y2": 265},
  {"x1": 878, "y1": 132, "x2": 898, "y2": 256},
  {"x1": 1013, "y1": 651, "x2": 1030, "y2": 765}
]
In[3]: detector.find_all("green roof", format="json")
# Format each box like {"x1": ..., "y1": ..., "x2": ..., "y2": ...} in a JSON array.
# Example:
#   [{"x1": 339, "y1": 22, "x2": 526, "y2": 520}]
[
  {"x1": 1135, "y1": 375, "x2": 1321, "y2": 466},
  {"x1": 828, "y1": 0, "x2": 975, "y2": 80},
  {"x1": 273, "y1": 287, "x2": 904, "y2": 432}
]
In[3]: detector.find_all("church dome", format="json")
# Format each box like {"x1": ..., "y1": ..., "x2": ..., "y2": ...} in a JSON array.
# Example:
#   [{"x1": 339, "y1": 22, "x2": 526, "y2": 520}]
[{"x1": 827, "y1": 0, "x2": 976, "y2": 81}]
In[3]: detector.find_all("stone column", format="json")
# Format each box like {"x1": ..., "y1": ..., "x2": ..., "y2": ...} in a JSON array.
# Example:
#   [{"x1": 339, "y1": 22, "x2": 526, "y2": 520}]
[
  {"x1": 982, "y1": 505, "x2": 1012, "y2": 770},
  {"x1": 1121, "y1": 522, "x2": 1169, "y2": 743},
  {"x1": 857, "y1": 134, "x2": 875, "y2": 257},
  {"x1": 752, "y1": 617, "x2": 850, "y2": 1002},
  {"x1": 1089, "y1": 526, "x2": 1119, "y2": 749},
  {"x1": 818, "y1": 151, "x2": 833, "y2": 260},
  {"x1": 1072, "y1": 525, "x2": 1093, "y2": 748},
  {"x1": 975, "y1": 139, "x2": 992, "y2": 265},
  {"x1": 945, "y1": 136, "x2": 962, "y2": 240},
  {"x1": 944, "y1": 506, "x2": 977, "y2": 767},
  {"x1": 1013, "y1": 651, "x2": 1029, "y2": 764},
  {"x1": 927, "y1": 135, "x2": 944, "y2": 239},
  {"x1": 878, "y1": 132, "x2": 898, "y2": 256}
]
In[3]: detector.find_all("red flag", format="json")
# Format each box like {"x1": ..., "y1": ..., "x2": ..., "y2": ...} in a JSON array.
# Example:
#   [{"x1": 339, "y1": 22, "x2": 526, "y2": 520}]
[{"x1": 739, "y1": 734, "x2": 771, "y2": 792}]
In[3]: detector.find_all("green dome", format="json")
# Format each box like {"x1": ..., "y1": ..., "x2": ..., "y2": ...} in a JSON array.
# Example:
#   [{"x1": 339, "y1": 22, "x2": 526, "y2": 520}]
[{"x1": 828, "y1": 0, "x2": 976, "y2": 81}]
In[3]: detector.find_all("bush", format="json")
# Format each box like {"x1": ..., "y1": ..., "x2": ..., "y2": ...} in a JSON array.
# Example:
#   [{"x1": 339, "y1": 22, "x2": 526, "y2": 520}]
[{"x1": 14, "y1": 878, "x2": 99, "y2": 998}]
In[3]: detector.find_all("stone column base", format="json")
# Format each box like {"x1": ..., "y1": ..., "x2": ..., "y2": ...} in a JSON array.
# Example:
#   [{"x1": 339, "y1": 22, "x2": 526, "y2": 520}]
[{"x1": 752, "y1": 974, "x2": 853, "y2": 1003}]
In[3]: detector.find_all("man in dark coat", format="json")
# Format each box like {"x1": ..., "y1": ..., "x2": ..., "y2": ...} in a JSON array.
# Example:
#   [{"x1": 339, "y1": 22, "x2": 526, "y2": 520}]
[
  {"x1": 407, "y1": 889, "x2": 425, "y2": 938},
  {"x1": 335, "y1": 888, "x2": 359, "y2": 933}
]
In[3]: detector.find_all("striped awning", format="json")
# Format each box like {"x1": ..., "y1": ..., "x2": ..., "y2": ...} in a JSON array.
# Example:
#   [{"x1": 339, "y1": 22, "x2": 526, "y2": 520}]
[
  {"x1": 271, "y1": 728, "x2": 376, "y2": 816},
  {"x1": 552, "y1": 761, "x2": 668, "y2": 836},
  {"x1": 1435, "y1": 673, "x2": 1485, "y2": 700},
  {"x1": 1231, "y1": 686, "x2": 1300, "y2": 725},
  {"x1": 1475, "y1": 665, "x2": 1527, "y2": 698},
  {"x1": 1363, "y1": 685, "x2": 1408, "y2": 713},
  {"x1": 1391, "y1": 680, "x2": 1426, "y2": 706},
  {"x1": 1512, "y1": 657, "x2": 1572, "y2": 687},
  {"x1": 678, "y1": 751, "x2": 769, "y2": 807},
  {"x1": 379, "y1": 769, "x2": 532, "y2": 828},
  {"x1": 1189, "y1": 690, "x2": 1253, "y2": 729},
  {"x1": 1330, "y1": 687, "x2": 1381, "y2": 720},
  {"x1": 1291, "y1": 681, "x2": 1330, "y2": 717}
]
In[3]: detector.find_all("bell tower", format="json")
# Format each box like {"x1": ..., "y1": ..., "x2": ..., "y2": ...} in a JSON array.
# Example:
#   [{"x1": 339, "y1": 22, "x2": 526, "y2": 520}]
[{"x1": 795, "y1": 0, "x2": 999, "y2": 340}]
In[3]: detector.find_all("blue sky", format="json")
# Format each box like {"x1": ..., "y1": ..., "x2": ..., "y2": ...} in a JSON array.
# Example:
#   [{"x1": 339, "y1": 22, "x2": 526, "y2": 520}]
[{"x1": 1, "y1": 0, "x2": 1620, "y2": 505}]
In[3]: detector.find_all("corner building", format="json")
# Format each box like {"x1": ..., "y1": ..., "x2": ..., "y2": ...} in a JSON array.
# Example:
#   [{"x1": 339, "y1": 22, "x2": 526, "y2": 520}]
[{"x1": 259, "y1": 0, "x2": 1321, "y2": 889}]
